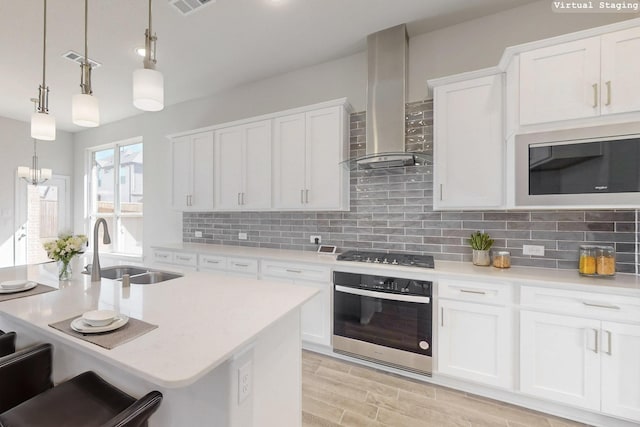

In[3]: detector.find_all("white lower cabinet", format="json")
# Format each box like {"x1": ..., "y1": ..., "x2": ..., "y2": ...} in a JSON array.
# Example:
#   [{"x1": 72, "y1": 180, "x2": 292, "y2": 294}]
[
  {"x1": 260, "y1": 260, "x2": 331, "y2": 347},
  {"x1": 437, "y1": 279, "x2": 512, "y2": 389},
  {"x1": 520, "y1": 311, "x2": 640, "y2": 422}
]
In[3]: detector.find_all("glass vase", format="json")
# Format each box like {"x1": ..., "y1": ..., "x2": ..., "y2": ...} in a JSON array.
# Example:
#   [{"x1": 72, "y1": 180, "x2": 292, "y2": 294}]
[{"x1": 58, "y1": 259, "x2": 72, "y2": 281}]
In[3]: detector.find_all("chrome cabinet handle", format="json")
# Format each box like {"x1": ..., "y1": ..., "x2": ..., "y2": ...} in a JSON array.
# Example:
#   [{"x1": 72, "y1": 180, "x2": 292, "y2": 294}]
[
  {"x1": 237, "y1": 193, "x2": 241, "y2": 205},
  {"x1": 186, "y1": 195, "x2": 189, "y2": 206},
  {"x1": 176, "y1": 256, "x2": 191, "y2": 261},
  {"x1": 583, "y1": 302, "x2": 620, "y2": 310},
  {"x1": 460, "y1": 289, "x2": 486, "y2": 295},
  {"x1": 305, "y1": 189, "x2": 309, "y2": 203},
  {"x1": 604, "y1": 330, "x2": 612, "y2": 355},
  {"x1": 440, "y1": 184, "x2": 443, "y2": 201},
  {"x1": 592, "y1": 83, "x2": 598, "y2": 107},
  {"x1": 300, "y1": 189, "x2": 304, "y2": 204},
  {"x1": 205, "y1": 260, "x2": 220, "y2": 264},
  {"x1": 441, "y1": 307, "x2": 444, "y2": 327},
  {"x1": 592, "y1": 329, "x2": 599, "y2": 353},
  {"x1": 234, "y1": 263, "x2": 249, "y2": 267},
  {"x1": 605, "y1": 80, "x2": 611, "y2": 106},
  {"x1": 286, "y1": 269, "x2": 302, "y2": 274},
  {"x1": 242, "y1": 192, "x2": 245, "y2": 205},
  {"x1": 156, "y1": 254, "x2": 168, "y2": 259}
]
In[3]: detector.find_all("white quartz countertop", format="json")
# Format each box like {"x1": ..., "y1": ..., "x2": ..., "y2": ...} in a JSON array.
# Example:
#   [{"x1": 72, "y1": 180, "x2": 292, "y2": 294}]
[
  {"x1": 0, "y1": 262, "x2": 317, "y2": 388},
  {"x1": 154, "y1": 243, "x2": 640, "y2": 296}
]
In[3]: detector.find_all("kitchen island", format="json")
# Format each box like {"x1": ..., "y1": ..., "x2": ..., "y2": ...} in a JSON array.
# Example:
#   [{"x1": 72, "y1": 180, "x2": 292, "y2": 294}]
[{"x1": 0, "y1": 262, "x2": 317, "y2": 427}]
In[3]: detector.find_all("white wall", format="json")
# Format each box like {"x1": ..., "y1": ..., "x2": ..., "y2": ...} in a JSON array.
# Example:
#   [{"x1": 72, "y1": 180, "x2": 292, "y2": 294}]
[
  {"x1": 71, "y1": 0, "x2": 633, "y2": 260},
  {"x1": 0, "y1": 117, "x2": 74, "y2": 267}
]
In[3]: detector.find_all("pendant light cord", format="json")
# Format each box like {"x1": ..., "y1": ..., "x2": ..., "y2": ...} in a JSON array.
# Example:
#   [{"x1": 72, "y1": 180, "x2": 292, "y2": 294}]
[
  {"x1": 148, "y1": 0, "x2": 152, "y2": 37},
  {"x1": 84, "y1": 0, "x2": 88, "y2": 65},
  {"x1": 41, "y1": 0, "x2": 47, "y2": 88}
]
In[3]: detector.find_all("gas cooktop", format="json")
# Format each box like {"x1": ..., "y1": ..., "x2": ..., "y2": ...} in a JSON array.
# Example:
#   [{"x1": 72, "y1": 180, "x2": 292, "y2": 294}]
[{"x1": 336, "y1": 250, "x2": 435, "y2": 269}]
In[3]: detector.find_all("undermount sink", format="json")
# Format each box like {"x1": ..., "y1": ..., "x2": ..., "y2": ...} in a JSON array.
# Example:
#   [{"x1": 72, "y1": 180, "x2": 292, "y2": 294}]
[
  {"x1": 97, "y1": 266, "x2": 149, "y2": 280},
  {"x1": 83, "y1": 265, "x2": 183, "y2": 284},
  {"x1": 127, "y1": 271, "x2": 183, "y2": 284}
]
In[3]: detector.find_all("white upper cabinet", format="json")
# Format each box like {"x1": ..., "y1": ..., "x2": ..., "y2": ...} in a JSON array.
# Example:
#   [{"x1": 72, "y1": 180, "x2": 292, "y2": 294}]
[
  {"x1": 520, "y1": 27, "x2": 640, "y2": 126},
  {"x1": 214, "y1": 120, "x2": 272, "y2": 211},
  {"x1": 600, "y1": 27, "x2": 640, "y2": 116},
  {"x1": 170, "y1": 98, "x2": 350, "y2": 212},
  {"x1": 520, "y1": 37, "x2": 600, "y2": 125},
  {"x1": 273, "y1": 105, "x2": 349, "y2": 211},
  {"x1": 433, "y1": 73, "x2": 504, "y2": 210},
  {"x1": 171, "y1": 131, "x2": 214, "y2": 211}
]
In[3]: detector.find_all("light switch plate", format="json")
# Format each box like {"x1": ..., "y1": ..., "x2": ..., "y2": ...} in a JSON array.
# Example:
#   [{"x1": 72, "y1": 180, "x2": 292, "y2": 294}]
[
  {"x1": 238, "y1": 232, "x2": 248, "y2": 240},
  {"x1": 194, "y1": 231, "x2": 203, "y2": 238}
]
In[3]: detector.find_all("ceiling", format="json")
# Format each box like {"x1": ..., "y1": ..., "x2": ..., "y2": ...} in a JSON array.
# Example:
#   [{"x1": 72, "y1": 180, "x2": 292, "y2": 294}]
[{"x1": 0, "y1": 0, "x2": 535, "y2": 133}]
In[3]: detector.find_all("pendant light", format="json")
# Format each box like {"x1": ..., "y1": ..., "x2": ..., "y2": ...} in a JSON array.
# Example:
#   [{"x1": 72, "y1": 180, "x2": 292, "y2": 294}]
[
  {"x1": 31, "y1": 0, "x2": 56, "y2": 141},
  {"x1": 133, "y1": 0, "x2": 164, "y2": 111},
  {"x1": 18, "y1": 137, "x2": 52, "y2": 186},
  {"x1": 72, "y1": 0, "x2": 99, "y2": 127}
]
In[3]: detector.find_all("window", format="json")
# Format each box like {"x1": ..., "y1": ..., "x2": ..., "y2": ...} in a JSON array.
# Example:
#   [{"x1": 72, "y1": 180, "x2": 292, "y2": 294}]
[{"x1": 88, "y1": 139, "x2": 143, "y2": 256}]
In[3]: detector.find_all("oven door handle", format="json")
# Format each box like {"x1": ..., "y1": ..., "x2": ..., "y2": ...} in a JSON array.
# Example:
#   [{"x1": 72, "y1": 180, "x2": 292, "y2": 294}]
[{"x1": 335, "y1": 285, "x2": 431, "y2": 304}]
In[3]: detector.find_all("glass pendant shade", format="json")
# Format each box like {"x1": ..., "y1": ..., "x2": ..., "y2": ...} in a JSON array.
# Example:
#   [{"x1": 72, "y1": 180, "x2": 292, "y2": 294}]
[
  {"x1": 133, "y1": 68, "x2": 164, "y2": 111},
  {"x1": 72, "y1": 93, "x2": 100, "y2": 127},
  {"x1": 30, "y1": 111, "x2": 56, "y2": 140},
  {"x1": 17, "y1": 166, "x2": 52, "y2": 183}
]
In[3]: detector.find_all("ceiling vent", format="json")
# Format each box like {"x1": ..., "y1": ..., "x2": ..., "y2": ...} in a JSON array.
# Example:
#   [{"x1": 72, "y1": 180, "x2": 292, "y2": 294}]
[
  {"x1": 168, "y1": 0, "x2": 216, "y2": 16},
  {"x1": 62, "y1": 50, "x2": 101, "y2": 68}
]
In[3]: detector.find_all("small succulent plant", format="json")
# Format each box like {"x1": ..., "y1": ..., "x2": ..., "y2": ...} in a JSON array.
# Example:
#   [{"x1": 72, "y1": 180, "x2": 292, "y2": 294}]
[{"x1": 469, "y1": 231, "x2": 494, "y2": 251}]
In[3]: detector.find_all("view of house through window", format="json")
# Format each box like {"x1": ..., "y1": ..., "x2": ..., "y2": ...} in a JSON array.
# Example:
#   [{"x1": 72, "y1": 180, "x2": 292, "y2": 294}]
[{"x1": 89, "y1": 140, "x2": 143, "y2": 256}]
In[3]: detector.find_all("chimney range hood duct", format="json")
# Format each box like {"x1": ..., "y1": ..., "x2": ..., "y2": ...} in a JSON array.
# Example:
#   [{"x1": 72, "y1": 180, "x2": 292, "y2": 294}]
[{"x1": 343, "y1": 24, "x2": 431, "y2": 170}]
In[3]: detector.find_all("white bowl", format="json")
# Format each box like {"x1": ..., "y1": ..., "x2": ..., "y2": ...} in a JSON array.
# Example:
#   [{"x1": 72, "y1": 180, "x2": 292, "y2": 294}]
[
  {"x1": 0, "y1": 280, "x2": 29, "y2": 290},
  {"x1": 82, "y1": 310, "x2": 118, "y2": 327}
]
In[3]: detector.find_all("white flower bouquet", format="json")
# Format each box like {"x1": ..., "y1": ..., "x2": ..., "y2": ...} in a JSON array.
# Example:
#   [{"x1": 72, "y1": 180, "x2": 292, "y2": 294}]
[{"x1": 43, "y1": 234, "x2": 88, "y2": 280}]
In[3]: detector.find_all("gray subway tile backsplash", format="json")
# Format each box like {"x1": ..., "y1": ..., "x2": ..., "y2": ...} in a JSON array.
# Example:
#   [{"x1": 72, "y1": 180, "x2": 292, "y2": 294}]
[{"x1": 184, "y1": 100, "x2": 639, "y2": 274}]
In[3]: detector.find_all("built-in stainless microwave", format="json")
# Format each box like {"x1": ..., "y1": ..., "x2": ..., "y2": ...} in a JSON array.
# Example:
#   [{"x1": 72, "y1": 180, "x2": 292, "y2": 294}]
[{"x1": 516, "y1": 122, "x2": 640, "y2": 207}]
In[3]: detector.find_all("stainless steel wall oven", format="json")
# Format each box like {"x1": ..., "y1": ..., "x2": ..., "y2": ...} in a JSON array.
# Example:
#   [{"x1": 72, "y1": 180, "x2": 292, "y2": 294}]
[{"x1": 333, "y1": 270, "x2": 433, "y2": 375}]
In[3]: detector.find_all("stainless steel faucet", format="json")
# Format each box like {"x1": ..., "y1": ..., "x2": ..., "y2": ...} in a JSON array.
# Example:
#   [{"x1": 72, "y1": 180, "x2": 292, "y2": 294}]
[{"x1": 91, "y1": 218, "x2": 111, "y2": 282}]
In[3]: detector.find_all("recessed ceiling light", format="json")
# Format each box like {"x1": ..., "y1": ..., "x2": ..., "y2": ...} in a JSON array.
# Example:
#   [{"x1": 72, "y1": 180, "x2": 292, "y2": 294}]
[{"x1": 135, "y1": 47, "x2": 146, "y2": 57}]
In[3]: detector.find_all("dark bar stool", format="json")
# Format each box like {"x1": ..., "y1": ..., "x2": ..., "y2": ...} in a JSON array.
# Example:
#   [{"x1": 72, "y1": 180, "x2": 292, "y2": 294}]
[
  {"x1": 0, "y1": 343, "x2": 162, "y2": 427},
  {"x1": 0, "y1": 331, "x2": 16, "y2": 357}
]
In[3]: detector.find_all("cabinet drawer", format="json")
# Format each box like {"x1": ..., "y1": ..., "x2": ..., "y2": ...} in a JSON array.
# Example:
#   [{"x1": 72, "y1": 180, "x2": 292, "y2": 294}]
[
  {"x1": 173, "y1": 252, "x2": 197, "y2": 267},
  {"x1": 521, "y1": 286, "x2": 640, "y2": 323},
  {"x1": 227, "y1": 258, "x2": 258, "y2": 274},
  {"x1": 261, "y1": 261, "x2": 330, "y2": 283},
  {"x1": 153, "y1": 250, "x2": 174, "y2": 264},
  {"x1": 438, "y1": 279, "x2": 512, "y2": 305},
  {"x1": 199, "y1": 254, "x2": 227, "y2": 271}
]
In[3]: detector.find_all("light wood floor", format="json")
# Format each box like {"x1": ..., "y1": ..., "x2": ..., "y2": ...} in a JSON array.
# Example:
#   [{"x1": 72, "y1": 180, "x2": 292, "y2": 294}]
[{"x1": 302, "y1": 351, "x2": 589, "y2": 427}]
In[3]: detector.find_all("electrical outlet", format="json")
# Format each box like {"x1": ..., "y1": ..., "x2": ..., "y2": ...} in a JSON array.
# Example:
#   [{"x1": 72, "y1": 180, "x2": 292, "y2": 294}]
[
  {"x1": 194, "y1": 231, "x2": 203, "y2": 238},
  {"x1": 310, "y1": 235, "x2": 321, "y2": 244},
  {"x1": 523, "y1": 244, "x2": 545, "y2": 256},
  {"x1": 238, "y1": 232, "x2": 248, "y2": 240},
  {"x1": 238, "y1": 361, "x2": 252, "y2": 404}
]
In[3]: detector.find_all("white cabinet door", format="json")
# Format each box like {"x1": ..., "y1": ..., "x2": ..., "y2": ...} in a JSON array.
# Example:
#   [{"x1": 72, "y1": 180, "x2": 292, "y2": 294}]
[
  {"x1": 434, "y1": 74, "x2": 504, "y2": 209},
  {"x1": 190, "y1": 132, "x2": 214, "y2": 210},
  {"x1": 297, "y1": 280, "x2": 331, "y2": 347},
  {"x1": 305, "y1": 106, "x2": 345, "y2": 210},
  {"x1": 171, "y1": 136, "x2": 191, "y2": 210},
  {"x1": 520, "y1": 311, "x2": 601, "y2": 410},
  {"x1": 520, "y1": 37, "x2": 600, "y2": 125},
  {"x1": 214, "y1": 126, "x2": 244, "y2": 210},
  {"x1": 243, "y1": 120, "x2": 272, "y2": 210},
  {"x1": 171, "y1": 132, "x2": 213, "y2": 211},
  {"x1": 438, "y1": 299, "x2": 512, "y2": 388},
  {"x1": 273, "y1": 113, "x2": 307, "y2": 209},
  {"x1": 600, "y1": 27, "x2": 640, "y2": 116},
  {"x1": 600, "y1": 321, "x2": 640, "y2": 422}
]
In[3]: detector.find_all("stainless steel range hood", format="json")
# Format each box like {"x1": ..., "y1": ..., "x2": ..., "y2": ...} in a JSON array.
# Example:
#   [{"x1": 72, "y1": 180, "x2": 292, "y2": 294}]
[{"x1": 343, "y1": 24, "x2": 430, "y2": 170}]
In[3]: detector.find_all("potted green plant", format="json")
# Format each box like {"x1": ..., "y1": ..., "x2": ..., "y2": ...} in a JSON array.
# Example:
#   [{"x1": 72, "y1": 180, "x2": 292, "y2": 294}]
[{"x1": 469, "y1": 231, "x2": 493, "y2": 266}]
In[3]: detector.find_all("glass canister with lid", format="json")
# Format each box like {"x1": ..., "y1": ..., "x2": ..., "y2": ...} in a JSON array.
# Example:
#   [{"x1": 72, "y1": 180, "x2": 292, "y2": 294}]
[
  {"x1": 596, "y1": 246, "x2": 616, "y2": 276},
  {"x1": 578, "y1": 245, "x2": 597, "y2": 275},
  {"x1": 493, "y1": 251, "x2": 511, "y2": 268}
]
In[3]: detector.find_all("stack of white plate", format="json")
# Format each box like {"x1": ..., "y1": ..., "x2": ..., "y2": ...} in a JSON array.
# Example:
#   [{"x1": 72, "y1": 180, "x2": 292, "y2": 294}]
[
  {"x1": 71, "y1": 310, "x2": 129, "y2": 334},
  {"x1": 0, "y1": 280, "x2": 37, "y2": 294}
]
